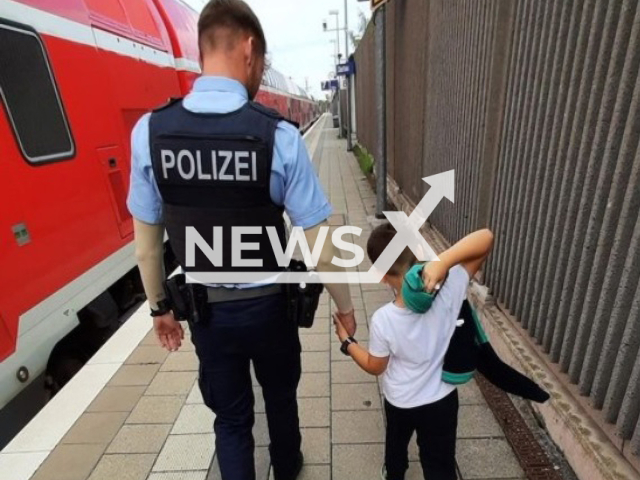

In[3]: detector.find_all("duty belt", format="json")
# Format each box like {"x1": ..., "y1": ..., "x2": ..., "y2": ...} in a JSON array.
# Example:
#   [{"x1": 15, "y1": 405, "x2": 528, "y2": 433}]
[{"x1": 206, "y1": 284, "x2": 284, "y2": 303}]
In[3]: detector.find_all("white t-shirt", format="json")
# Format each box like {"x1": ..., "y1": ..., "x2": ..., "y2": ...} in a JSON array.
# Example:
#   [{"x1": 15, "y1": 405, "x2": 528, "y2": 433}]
[{"x1": 369, "y1": 265, "x2": 470, "y2": 409}]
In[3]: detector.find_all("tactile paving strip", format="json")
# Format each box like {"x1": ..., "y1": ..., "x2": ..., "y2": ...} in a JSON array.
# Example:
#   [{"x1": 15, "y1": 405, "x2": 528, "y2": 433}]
[{"x1": 476, "y1": 374, "x2": 564, "y2": 480}]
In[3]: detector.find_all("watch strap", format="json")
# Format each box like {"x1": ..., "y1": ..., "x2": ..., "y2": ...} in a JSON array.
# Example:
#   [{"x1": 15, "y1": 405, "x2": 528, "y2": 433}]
[
  {"x1": 150, "y1": 299, "x2": 172, "y2": 317},
  {"x1": 340, "y1": 337, "x2": 358, "y2": 356}
]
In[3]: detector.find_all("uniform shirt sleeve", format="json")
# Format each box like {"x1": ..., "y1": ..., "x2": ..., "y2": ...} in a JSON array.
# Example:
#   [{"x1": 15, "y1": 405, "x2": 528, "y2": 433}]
[
  {"x1": 275, "y1": 122, "x2": 332, "y2": 229},
  {"x1": 434, "y1": 265, "x2": 470, "y2": 319},
  {"x1": 126, "y1": 113, "x2": 164, "y2": 225},
  {"x1": 369, "y1": 310, "x2": 391, "y2": 358}
]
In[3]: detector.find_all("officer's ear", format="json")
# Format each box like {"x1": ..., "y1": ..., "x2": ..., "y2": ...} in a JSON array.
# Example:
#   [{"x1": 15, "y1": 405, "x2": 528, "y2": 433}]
[
  {"x1": 244, "y1": 35, "x2": 255, "y2": 65},
  {"x1": 247, "y1": 36, "x2": 265, "y2": 68}
]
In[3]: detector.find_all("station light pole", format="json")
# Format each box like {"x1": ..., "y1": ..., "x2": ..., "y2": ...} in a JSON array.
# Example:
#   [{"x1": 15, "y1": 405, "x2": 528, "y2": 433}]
[
  {"x1": 329, "y1": 10, "x2": 340, "y2": 64},
  {"x1": 324, "y1": 10, "x2": 344, "y2": 138},
  {"x1": 343, "y1": 0, "x2": 353, "y2": 151},
  {"x1": 329, "y1": 39, "x2": 338, "y2": 65}
]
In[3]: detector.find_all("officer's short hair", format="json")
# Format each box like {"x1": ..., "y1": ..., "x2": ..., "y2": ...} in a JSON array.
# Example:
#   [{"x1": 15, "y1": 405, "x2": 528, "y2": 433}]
[
  {"x1": 367, "y1": 223, "x2": 417, "y2": 276},
  {"x1": 199, "y1": 0, "x2": 267, "y2": 57}
]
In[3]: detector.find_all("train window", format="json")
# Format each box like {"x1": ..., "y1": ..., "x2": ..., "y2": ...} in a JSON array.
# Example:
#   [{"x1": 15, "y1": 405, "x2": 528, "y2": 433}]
[
  {"x1": 84, "y1": 0, "x2": 129, "y2": 31},
  {"x1": 0, "y1": 22, "x2": 74, "y2": 163},
  {"x1": 122, "y1": 0, "x2": 165, "y2": 49}
]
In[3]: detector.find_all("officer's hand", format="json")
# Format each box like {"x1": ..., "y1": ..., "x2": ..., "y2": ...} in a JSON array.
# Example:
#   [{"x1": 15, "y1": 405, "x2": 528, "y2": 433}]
[
  {"x1": 153, "y1": 313, "x2": 184, "y2": 352},
  {"x1": 334, "y1": 308, "x2": 356, "y2": 337},
  {"x1": 332, "y1": 314, "x2": 349, "y2": 342}
]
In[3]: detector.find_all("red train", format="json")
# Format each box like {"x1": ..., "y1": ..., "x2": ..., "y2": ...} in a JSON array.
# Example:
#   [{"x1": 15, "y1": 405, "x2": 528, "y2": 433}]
[{"x1": 0, "y1": 0, "x2": 318, "y2": 411}]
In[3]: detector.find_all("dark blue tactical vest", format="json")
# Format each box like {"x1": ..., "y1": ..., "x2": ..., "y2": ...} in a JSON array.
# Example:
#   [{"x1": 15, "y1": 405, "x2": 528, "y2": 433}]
[{"x1": 149, "y1": 99, "x2": 287, "y2": 276}]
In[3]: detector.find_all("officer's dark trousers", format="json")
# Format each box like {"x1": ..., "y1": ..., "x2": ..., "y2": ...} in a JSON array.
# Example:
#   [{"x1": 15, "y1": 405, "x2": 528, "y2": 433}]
[{"x1": 190, "y1": 293, "x2": 302, "y2": 480}]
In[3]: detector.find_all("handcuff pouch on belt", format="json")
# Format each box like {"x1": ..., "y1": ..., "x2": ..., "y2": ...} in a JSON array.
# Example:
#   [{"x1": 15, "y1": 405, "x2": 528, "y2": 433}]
[
  {"x1": 286, "y1": 259, "x2": 324, "y2": 328},
  {"x1": 164, "y1": 274, "x2": 208, "y2": 324}
]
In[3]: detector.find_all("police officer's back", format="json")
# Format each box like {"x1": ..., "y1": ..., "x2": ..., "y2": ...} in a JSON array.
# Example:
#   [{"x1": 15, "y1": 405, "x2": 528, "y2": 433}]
[{"x1": 127, "y1": 2, "x2": 356, "y2": 479}]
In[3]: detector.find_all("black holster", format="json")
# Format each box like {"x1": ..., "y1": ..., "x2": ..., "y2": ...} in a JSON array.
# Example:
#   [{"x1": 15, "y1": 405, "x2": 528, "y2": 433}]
[
  {"x1": 164, "y1": 274, "x2": 209, "y2": 324},
  {"x1": 286, "y1": 260, "x2": 324, "y2": 328}
]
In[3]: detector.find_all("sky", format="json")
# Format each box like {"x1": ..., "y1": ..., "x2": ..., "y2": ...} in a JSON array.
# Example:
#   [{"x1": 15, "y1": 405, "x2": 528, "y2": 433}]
[{"x1": 183, "y1": 0, "x2": 372, "y2": 99}]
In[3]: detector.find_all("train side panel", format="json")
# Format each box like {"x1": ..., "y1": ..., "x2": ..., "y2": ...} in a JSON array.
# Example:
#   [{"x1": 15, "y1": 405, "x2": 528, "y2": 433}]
[{"x1": 0, "y1": 0, "x2": 188, "y2": 408}]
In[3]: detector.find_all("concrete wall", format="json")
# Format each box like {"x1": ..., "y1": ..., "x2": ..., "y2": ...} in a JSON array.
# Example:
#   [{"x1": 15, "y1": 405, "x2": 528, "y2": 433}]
[{"x1": 353, "y1": 0, "x2": 640, "y2": 471}]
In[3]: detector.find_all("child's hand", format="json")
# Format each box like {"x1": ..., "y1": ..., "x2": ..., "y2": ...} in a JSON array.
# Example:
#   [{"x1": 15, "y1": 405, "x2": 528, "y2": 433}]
[
  {"x1": 333, "y1": 314, "x2": 349, "y2": 342},
  {"x1": 334, "y1": 308, "x2": 357, "y2": 336},
  {"x1": 422, "y1": 261, "x2": 448, "y2": 292}
]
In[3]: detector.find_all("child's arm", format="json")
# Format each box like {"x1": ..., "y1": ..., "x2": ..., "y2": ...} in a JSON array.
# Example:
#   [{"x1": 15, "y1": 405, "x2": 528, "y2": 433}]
[
  {"x1": 333, "y1": 315, "x2": 389, "y2": 376},
  {"x1": 423, "y1": 228, "x2": 494, "y2": 291}
]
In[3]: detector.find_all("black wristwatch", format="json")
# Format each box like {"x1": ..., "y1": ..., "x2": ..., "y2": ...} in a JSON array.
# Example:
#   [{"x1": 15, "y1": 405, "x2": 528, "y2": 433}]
[
  {"x1": 340, "y1": 337, "x2": 358, "y2": 356},
  {"x1": 150, "y1": 299, "x2": 172, "y2": 317}
]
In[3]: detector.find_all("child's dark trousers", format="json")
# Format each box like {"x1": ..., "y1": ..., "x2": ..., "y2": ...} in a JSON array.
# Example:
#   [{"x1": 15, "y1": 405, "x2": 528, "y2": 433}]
[{"x1": 384, "y1": 389, "x2": 459, "y2": 480}]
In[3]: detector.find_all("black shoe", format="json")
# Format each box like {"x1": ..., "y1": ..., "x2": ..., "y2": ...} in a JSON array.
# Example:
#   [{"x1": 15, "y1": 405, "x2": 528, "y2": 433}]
[
  {"x1": 293, "y1": 451, "x2": 304, "y2": 479},
  {"x1": 274, "y1": 451, "x2": 304, "y2": 480}
]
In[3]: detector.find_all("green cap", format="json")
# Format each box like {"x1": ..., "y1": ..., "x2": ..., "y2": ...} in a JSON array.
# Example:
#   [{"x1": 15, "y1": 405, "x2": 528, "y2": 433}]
[{"x1": 402, "y1": 263, "x2": 436, "y2": 314}]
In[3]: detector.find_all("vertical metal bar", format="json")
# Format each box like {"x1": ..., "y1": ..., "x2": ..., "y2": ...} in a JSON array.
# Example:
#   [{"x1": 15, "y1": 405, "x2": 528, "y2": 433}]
[
  {"x1": 449, "y1": 0, "x2": 465, "y2": 241},
  {"x1": 445, "y1": 0, "x2": 462, "y2": 241},
  {"x1": 467, "y1": 0, "x2": 485, "y2": 233},
  {"x1": 344, "y1": 0, "x2": 352, "y2": 151},
  {"x1": 487, "y1": 1, "x2": 524, "y2": 295},
  {"x1": 384, "y1": 4, "x2": 394, "y2": 184},
  {"x1": 375, "y1": 6, "x2": 387, "y2": 218},
  {"x1": 469, "y1": 0, "x2": 495, "y2": 233},
  {"x1": 443, "y1": 0, "x2": 455, "y2": 236},
  {"x1": 427, "y1": 0, "x2": 442, "y2": 230},
  {"x1": 422, "y1": 0, "x2": 440, "y2": 211},
  {"x1": 336, "y1": 13, "x2": 342, "y2": 139},
  {"x1": 484, "y1": 0, "x2": 519, "y2": 286},
  {"x1": 459, "y1": 0, "x2": 475, "y2": 241},
  {"x1": 460, "y1": 0, "x2": 479, "y2": 238},
  {"x1": 413, "y1": 1, "x2": 428, "y2": 204}
]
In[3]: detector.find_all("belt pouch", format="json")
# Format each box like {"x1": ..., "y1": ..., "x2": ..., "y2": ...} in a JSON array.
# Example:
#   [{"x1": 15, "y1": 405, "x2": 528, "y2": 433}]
[{"x1": 287, "y1": 260, "x2": 324, "y2": 328}]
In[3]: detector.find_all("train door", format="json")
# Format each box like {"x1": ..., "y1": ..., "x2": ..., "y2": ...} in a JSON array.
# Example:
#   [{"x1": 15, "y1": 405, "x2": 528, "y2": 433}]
[
  {"x1": 82, "y1": 0, "x2": 178, "y2": 238},
  {"x1": 97, "y1": 146, "x2": 133, "y2": 238}
]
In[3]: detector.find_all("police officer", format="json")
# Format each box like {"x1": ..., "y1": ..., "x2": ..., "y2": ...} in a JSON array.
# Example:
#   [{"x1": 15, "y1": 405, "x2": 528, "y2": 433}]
[{"x1": 126, "y1": 1, "x2": 356, "y2": 479}]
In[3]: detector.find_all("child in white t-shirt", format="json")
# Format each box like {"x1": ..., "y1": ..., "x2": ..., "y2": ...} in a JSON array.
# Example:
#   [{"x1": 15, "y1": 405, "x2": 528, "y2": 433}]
[{"x1": 333, "y1": 223, "x2": 494, "y2": 480}]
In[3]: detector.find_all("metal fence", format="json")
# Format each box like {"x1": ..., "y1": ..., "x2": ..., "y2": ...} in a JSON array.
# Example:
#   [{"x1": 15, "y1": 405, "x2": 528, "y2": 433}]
[
  {"x1": 354, "y1": 20, "x2": 378, "y2": 159},
  {"x1": 353, "y1": 0, "x2": 640, "y2": 461}
]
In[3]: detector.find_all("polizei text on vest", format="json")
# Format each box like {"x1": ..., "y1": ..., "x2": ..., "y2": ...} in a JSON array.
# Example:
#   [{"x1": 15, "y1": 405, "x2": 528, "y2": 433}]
[{"x1": 161, "y1": 149, "x2": 258, "y2": 181}]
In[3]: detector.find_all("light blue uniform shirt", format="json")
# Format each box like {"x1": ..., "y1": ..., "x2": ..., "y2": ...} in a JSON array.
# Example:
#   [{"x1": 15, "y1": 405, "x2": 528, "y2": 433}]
[{"x1": 127, "y1": 76, "x2": 331, "y2": 229}]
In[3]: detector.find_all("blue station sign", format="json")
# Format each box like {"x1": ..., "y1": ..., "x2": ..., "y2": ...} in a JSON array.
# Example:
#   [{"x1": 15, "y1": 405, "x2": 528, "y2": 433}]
[
  {"x1": 336, "y1": 62, "x2": 353, "y2": 76},
  {"x1": 321, "y1": 79, "x2": 339, "y2": 91}
]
